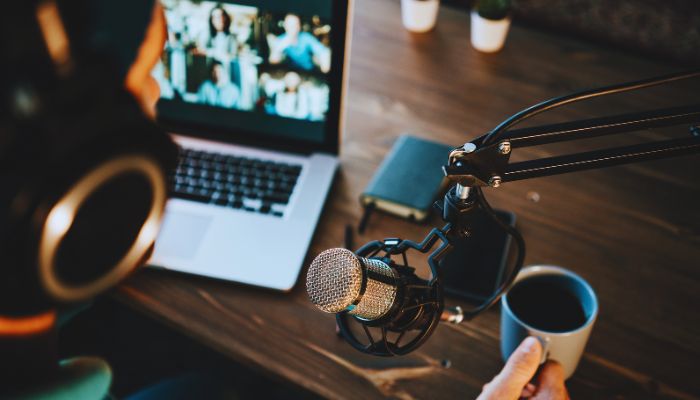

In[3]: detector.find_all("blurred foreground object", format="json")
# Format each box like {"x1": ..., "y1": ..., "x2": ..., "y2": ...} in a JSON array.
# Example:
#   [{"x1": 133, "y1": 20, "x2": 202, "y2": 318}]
[{"x1": 0, "y1": 0, "x2": 175, "y2": 397}]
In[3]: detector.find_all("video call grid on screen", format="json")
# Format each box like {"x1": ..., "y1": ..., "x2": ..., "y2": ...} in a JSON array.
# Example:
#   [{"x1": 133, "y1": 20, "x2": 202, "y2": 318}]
[{"x1": 153, "y1": 0, "x2": 337, "y2": 144}]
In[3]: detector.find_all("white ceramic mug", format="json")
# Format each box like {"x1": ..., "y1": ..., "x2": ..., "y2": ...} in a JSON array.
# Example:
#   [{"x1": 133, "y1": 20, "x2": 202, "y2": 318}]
[
  {"x1": 500, "y1": 265, "x2": 598, "y2": 379},
  {"x1": 401, "y1": 0, "x2": 440, "y2": 33},
  {"x1": 470, "y1": 11, "x2": 511, "y2": 53}
]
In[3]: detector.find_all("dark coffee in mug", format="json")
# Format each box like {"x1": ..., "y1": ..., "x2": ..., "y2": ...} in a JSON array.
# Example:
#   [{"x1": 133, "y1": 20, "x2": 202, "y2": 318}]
[
  {"x1": 506, "y1": 275, "x2": 587, "y2": 332},
  {"x1": 501, "y1": 265, "x2": 598, "y2": 379}
]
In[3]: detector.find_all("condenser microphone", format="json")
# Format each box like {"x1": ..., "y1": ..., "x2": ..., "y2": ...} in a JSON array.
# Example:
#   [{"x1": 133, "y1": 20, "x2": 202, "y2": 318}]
[
  {"x1": 306, "y1": 248, "x2": 399, "y2": 321},
  {"x1": 306, "y1": 246, "x2": 462, "y2": 356}
]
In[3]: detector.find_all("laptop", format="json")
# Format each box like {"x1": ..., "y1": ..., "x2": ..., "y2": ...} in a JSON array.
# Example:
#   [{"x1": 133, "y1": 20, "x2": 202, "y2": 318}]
[{"x1": 148, "y1": 0, "x2": 352, "y2": 290}]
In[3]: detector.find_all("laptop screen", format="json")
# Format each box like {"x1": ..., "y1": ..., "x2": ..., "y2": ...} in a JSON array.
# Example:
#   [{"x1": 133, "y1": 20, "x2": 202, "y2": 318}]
[{"x1": 152, "y1": 0, "x2": 345, "y2": 149}]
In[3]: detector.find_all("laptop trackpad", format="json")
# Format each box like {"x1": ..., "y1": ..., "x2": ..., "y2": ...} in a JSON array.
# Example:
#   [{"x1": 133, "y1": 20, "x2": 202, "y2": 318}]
[{"x1": 155, "y1": 211, "x2": 212, "y2": 260}]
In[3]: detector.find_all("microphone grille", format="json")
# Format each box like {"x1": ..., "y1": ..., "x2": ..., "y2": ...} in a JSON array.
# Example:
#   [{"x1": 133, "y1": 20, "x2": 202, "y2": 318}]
[
  {"x1": 306, "y1": 248, "x2": 398, "y2": 320},
  {"x1": 307, "y1": 248, "x2": 364, "y2": 313}
]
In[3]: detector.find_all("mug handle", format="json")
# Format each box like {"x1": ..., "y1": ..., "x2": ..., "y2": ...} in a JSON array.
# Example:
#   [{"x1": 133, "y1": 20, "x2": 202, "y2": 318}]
[{"x1": 535, "y1": 336, "x2": 550, "y2": 364}]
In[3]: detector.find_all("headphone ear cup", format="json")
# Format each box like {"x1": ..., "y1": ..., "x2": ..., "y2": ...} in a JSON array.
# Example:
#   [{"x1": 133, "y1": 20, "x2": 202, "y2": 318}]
[
  {"x1": 35, "y1": 153, "x2": 167, "y2": 303},
  {"x1": 0, "y1": 90, "x2": 172, "y2": 312},
  {"x1": 31, "y1": 93, "x2": 176, "y2": 304},
  {"x1": 0, "y1": 0, "x2": 176, "y2": 317}
]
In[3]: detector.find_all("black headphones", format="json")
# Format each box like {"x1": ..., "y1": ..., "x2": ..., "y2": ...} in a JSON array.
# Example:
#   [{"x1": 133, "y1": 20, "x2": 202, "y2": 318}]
[{"x1": 0, "y1": 0, "x2": 176, "y2": 319}]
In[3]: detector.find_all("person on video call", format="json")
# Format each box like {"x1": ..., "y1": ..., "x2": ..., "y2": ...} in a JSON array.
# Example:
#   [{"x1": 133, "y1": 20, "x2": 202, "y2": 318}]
[
  {"x1": 197, "y1": 60, "x2": 240, "y2": 108},
  {"x1": 268, "y1": 13, "x2": 331, "y2": 73},
  {"x1": 273, "y1": 71, "x2": 310, "y2": 120},
  {"x1": 128, "y1": 5, "x2": 569, "y2": 400},
  {"x1": 196, "y1": 5, "x2": 238, "y2": 63}
]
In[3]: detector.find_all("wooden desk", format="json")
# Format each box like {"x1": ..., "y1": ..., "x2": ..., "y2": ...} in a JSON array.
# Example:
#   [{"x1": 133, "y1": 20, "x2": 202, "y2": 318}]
[{"x1": 115, "y1": 1, "x2": 700, "y2": 398}]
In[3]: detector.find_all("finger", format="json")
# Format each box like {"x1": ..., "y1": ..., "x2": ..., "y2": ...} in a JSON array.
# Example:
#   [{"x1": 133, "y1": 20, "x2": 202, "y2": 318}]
[
  {"x1": 533, "y1": 361, "x2": 569, "y2": 400},
  {"x1": 520, "y1": 383, "x2": 537, "y2": 398},
  {"x1": 478, "y1": 337, "x2": 543, "y2": 400}
]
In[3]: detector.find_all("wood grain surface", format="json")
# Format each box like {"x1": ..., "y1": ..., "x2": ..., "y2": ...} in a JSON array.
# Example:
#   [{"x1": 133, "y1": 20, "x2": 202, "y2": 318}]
[{"x1": 114, "y1": 1, "x2": 700, "y2": 398}]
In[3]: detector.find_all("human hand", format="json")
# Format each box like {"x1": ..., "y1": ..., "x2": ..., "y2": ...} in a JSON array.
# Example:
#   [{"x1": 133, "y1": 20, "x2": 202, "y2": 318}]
[
  {"x1": 477, "y1": 337, "x2": 569, "y2": 400},
  {"x1": 277, "y1": 34, "x2": 295, "y2": 50}
]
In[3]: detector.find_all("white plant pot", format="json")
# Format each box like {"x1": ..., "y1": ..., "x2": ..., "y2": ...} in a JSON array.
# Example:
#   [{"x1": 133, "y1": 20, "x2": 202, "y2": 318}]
[
  {"x1": 401, "y1": 0, "x2": 440, "y2": 33},
  {"x1": 470, "y1": 11, "x2": 511, "y2": 53}
]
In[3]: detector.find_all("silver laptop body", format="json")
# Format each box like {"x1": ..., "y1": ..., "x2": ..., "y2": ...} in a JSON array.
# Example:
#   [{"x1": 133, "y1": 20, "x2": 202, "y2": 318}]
[{"x1": 148, "y1": 0, "x2": 352, "y2": 290}]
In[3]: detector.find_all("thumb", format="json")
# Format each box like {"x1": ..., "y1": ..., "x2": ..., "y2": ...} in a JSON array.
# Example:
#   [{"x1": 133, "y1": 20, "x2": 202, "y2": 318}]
[{"x1": 478, "y1": 337, "x2": 543, "y2": 400}]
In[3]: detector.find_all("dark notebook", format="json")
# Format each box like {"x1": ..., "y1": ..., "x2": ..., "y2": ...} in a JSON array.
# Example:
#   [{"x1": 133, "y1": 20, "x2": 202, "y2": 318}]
[{"x1": 360, "y1": 135, "x2": 453, "y2": 222}]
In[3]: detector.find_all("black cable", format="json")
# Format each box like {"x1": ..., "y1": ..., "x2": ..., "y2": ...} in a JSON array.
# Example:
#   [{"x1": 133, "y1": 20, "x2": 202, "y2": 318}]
[
  {"x1": 481, "y1": 69, "x2": 700, "y2": 146},
  {"x1": 463, "y1": 187, "x2": 526, "y2": 319}
]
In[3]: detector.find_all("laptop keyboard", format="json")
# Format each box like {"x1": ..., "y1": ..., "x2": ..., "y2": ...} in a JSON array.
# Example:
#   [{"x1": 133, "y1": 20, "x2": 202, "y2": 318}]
[{"x1": 168, "y1": 147, "x2": 302, "y2": 217}]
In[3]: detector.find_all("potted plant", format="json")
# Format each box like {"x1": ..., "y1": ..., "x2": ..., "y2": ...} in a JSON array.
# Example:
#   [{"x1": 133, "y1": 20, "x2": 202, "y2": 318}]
[
  {"x1": 401, "y1": 0, "x2": 440, "y2": 33},
  {"x1": 470, "y1": 0, "x2": 512, "y2": 52}
]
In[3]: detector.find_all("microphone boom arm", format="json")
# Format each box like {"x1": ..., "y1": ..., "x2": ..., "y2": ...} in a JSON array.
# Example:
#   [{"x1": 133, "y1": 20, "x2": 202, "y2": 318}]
[
  {"x1": 435, "y1": 73, "x2": 700, "y2": 324},
  {"x1": 445, "y1": 104, "x2": 700, "y2": 188}
]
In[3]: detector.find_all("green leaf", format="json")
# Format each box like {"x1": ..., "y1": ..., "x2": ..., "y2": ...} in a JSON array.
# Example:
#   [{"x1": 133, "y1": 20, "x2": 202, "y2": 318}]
[{"x1": 475, "y1": 0, "x2": 512, "y2": 20}]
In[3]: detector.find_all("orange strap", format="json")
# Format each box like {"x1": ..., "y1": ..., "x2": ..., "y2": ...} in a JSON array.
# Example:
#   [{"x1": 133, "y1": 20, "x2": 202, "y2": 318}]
[{"x1": 0, "y1": 311, "x2": 56, "y2": 336}]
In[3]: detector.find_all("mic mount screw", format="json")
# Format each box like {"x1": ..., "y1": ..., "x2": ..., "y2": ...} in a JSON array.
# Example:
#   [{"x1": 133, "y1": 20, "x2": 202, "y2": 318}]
[
  {"x1": 488, "y1": 176, "x2": 502, "y2": 188},
  {"x1": 455, "y1": 183, "x2": 471, "y2": 200},
  {"x1": 441, "y1": 306, "x2": 464, "y2": 324},
  {"x1": 462, "y1": 142, "x2": 477, "y2": 153},
  {"x1": 498, "y1": 141, "x2": 511, "y2": 155}
]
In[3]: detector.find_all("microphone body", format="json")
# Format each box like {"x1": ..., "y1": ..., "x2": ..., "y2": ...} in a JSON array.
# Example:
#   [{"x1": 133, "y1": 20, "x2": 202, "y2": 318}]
[
  {"x1": 307, "y1": 248, "x2": 399, "y2": 321},
  {"x1": 306, "y1": 247, "x2": 446, "y2": 356}
]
